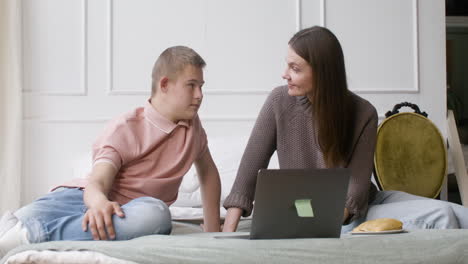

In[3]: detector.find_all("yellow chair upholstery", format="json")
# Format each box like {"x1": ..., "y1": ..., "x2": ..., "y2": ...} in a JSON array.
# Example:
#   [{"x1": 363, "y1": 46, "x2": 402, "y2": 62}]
[{"x1": 374, "y1": 106, "x2": 447, "y2": 198}]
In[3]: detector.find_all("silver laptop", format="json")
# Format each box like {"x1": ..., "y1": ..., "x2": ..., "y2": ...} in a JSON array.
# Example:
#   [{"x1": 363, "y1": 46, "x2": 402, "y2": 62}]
[{"x1": 217, "y1": 168, "x2": 350, "y2": 239}]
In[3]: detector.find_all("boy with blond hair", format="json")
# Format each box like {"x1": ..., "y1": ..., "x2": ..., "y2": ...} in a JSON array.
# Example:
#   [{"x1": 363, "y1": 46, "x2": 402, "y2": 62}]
[{"x1": 0, "y1": 46, "x2": 221, "y2": 257}]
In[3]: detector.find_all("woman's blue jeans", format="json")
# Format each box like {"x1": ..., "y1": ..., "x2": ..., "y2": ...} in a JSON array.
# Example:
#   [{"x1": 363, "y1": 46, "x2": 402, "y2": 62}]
[
  {"x1": 341, "y1": 190, "x2": 468, "y2": 233},
  {"x1": 14, "y1": 187, "x2": 172, "y2": 243}
]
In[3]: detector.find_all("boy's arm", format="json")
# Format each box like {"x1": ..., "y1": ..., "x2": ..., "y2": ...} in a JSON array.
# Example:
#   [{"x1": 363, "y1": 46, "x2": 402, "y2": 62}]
[
  {"x1": 82, "y1": 162, "x2": 125, "y2": 240},
  {"x1": 195, "y1": 148, "x2": 221, "y2": 232}
]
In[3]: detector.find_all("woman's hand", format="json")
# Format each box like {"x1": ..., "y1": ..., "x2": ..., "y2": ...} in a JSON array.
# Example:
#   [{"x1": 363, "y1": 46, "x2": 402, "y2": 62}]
[
  {"x1": 343, "y1": 207, "x2": 351, "y2": 224},
  {"x1": 200, "y1": 223, "x2": 223, "y2": 232},
  {"x1": 222, "y1": 208, "x2": 243, "y2": 232}
]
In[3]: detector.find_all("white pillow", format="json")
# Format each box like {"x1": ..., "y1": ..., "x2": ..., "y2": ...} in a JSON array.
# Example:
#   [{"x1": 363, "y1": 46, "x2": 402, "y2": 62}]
[
  {"x1": 172, "y1": 136, "x2": 279, "y2": 209},
  {"x1": 172, "y1": 136, "x2": 247, "y2": 208}
]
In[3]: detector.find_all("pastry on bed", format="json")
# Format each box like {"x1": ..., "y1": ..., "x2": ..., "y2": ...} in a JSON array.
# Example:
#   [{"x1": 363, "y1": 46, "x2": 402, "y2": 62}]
[{"x1": 352, "y1": 218, "x2": 403, "y2": 232}]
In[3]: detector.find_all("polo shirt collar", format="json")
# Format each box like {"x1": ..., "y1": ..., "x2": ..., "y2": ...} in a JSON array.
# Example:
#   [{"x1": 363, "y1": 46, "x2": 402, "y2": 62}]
[{"x1": 145, "y1": 100, "x2": 190, "y2": 134}]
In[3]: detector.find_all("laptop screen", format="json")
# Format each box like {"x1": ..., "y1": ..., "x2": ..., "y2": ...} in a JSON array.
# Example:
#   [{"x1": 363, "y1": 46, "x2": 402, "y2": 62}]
[{"x1": 249, "y1": 168, "x2": 350, "y2": 239}]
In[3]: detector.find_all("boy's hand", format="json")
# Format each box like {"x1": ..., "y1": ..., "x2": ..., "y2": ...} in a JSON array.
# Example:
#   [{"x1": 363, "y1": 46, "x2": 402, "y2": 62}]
[
  {"x1": 82, "y1": 200, "x2": 125, "y2": 240},
  {"x1": 194, "y1": 148, "x2": 221, "y2": 232},
  {"x1": 82, "y1": 162, "x2": 121, "y2": 240}
]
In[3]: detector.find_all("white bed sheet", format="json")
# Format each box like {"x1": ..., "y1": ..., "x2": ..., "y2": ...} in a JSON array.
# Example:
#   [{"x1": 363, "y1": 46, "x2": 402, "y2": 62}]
[{"x1": 4, "y1": 250, "x2": 137, "y2": 264}]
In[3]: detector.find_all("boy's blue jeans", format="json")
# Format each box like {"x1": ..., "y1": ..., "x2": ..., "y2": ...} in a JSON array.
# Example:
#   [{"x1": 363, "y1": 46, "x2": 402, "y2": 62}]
[{"x1": 14, "y1": 187, "x2": 172, "y2": 243}]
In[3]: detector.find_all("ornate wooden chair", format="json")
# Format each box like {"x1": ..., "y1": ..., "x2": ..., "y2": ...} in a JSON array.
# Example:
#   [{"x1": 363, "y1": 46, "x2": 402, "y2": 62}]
[{"x1": 374, "y1": 102, "x2": 447, "y2": 199}]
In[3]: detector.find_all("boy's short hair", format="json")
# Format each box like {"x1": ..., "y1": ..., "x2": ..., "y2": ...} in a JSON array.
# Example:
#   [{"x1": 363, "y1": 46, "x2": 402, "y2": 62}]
[{"x1": 151, "y1": 46, "x2": 206, "y2": 96}]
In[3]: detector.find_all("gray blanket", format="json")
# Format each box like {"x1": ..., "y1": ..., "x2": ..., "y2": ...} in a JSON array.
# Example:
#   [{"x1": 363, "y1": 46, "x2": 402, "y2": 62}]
[{"x1": 3, "y1": 221, "x2": 468, "y2": 264}]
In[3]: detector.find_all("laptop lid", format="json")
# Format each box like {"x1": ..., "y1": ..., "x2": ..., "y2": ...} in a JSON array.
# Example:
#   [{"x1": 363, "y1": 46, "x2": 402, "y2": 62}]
[{"x1": 249, "y1": 168, "x2": 350, "y2": 239}]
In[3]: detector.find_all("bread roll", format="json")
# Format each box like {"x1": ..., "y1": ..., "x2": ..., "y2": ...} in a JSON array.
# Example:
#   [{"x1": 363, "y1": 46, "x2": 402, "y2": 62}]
[{"x1": 352, "y1": 218, "x2": 403, "y2": 232}]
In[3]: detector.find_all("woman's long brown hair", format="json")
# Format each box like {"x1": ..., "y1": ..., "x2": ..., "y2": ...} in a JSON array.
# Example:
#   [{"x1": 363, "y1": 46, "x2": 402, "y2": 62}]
[{"x1": 289, "y1": 26, "x2": 355, "y2": 167}]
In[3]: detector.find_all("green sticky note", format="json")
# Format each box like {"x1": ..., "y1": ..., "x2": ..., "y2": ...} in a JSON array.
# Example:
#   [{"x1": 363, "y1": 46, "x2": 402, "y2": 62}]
[{"x1": 295, "y1": 199, "x2": 314, "y2": 217}]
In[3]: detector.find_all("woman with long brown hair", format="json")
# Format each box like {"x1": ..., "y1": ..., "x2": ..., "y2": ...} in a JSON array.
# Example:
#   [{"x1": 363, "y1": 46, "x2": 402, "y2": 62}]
[{"x1": 222, "y1": 26, "x2": 468, "y2": 233}]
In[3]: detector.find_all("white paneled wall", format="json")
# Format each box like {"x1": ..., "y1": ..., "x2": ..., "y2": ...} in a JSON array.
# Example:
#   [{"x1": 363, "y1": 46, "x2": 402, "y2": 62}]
[
  {"x1": 22, "y1": 0, "x2": 87, "y2": 95},
  {"x1": 22, "y1": 0, "x2": 446, "y2": 204},
  {"x1": 326, "y1": 0, "x2": 418, "y2": 92}
]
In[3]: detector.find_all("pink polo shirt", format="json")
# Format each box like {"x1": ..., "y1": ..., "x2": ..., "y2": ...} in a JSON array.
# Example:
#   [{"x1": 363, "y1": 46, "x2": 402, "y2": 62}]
[{"x1": 57, "y1": 100, "x2": 208, "y2": 206}]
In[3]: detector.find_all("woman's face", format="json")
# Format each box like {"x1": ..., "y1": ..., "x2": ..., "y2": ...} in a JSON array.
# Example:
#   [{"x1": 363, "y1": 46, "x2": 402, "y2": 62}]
[{"x1": 282, "y1": 46, "x2": 314, "y2": 96}]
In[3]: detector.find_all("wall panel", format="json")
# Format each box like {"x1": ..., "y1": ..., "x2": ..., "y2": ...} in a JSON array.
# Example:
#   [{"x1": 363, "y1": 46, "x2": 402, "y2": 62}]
[{"x1": 21, "y1": 0, "x2": 446, "y2": 203}]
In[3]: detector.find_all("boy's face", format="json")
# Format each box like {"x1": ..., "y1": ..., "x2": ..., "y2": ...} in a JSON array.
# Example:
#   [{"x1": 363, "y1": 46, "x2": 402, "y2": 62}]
[{"x1": 165, "y1": 65, "x2": 204, "y2": 121}]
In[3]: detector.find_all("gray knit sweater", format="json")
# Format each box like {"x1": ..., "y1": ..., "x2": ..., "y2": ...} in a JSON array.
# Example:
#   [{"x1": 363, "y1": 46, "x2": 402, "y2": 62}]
[{"x1": 223, "y1": 85, "x2": 378, "y2": 219}]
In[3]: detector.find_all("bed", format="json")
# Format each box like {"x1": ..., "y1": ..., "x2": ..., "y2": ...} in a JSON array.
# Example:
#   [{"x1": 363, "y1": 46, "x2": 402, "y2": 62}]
[
  {"x1": 2, "y1": 220, "x2": 468, "y2": 264},
  {"x1": 3, "y1": 136, "x2": 468, "y2": 263}
]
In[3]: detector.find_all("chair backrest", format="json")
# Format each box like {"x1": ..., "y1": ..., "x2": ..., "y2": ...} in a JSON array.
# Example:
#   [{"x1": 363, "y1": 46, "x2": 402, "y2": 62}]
[
  {"x1": 373, "y1": 102, "x2": 446, "y2": 198},
  {"x1": 447, "y1": 110, "x2": 468, "y2": 206}
]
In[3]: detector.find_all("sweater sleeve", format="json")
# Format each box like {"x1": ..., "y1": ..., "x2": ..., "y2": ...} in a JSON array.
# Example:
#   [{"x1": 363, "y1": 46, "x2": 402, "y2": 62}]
[
  {"x1": 223, "y1": 90, "x2": 278, "y2": 217},
  {"x1": 345, "y1": 108, "x2": 378, "y2": 220}
]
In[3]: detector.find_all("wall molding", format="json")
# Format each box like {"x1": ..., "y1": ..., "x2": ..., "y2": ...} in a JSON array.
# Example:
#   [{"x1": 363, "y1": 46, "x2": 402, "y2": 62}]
[
  {"x1": 320, "y1": 0, "x2": 419, "y2": 94},
  {"x1": 22, "y1": 0, "x2": 88, "y2": 96},
  {"x1": 296, "y1": 0, "x2": 324, "y2": 29},
  {"x1": 107, "y1": 0, "x2": 114, "y2": 95},
  {"x1": 105, "y1": 87, "x2": 420, "y2": 96},
  {"x1": 296, "y1": 0, "x2": 301, "y2": 31},
  {"x1": 106, "y1": 0, "x2": 281, "y2": 96},
  {"x1": 106, "y1": 89, "x2": 274, "y2": 96},
  {"x1": 32, "y1": 118, "x2": 109, "y2": 124},
  {"x1": 25, "y1": 114, "x2": 387, "y2": 124},
  {"x1": 320, "y1": 0, "x2": 325, "y2": 27},
  {"x1": 25, "y1": 116, "x2": 260, "y2": 124},
  {"x1": 107, "y1": 0, "x2": 419, "y2": 96}
]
